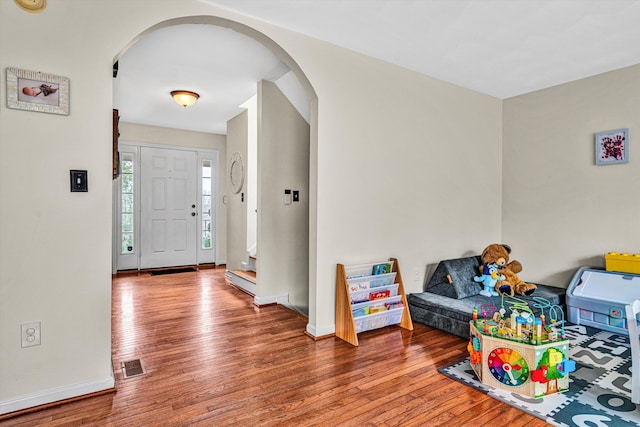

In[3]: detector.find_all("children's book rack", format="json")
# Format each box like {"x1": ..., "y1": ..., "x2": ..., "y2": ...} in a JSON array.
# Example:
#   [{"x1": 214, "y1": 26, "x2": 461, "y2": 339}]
[{"x1": 336, "y1": 257, "x2": 413, "y2": 346}]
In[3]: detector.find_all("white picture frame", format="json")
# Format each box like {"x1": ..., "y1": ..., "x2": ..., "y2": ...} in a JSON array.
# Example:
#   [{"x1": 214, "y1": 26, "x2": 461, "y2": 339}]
[
  {"x1": 6, "y1": 67, "x2": 69, "y2": 115},
  {"x1": 595, "y1": 128, "x2": 629, "y2": 165}
]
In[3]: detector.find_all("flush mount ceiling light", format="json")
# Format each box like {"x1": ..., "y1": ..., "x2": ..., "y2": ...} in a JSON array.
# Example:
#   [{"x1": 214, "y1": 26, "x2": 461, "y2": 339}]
[
  {"x1": 170, "y1": 90, "x2": 200, "y2": 108},
  {"x1": 14, "y1": 0, "x2": 46, "y2": 13}
]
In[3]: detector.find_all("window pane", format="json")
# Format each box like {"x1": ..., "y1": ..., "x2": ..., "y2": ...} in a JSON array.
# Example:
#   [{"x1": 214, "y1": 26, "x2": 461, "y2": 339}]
[
  {"x1": 202, "y1": 195, "x2": 211, "y2": 211},
  {"x1": 202, "y1": 160, "x2": 211, "y2": 178},
  {"x1": 201, "y1": 160, "x2": 213, "y2": 250},
  {"x1": 201, "y1": 178, "x2": 210, "y2": 196},
  {"x1": 202, "y1": 231, "x2": 211, "y2": 249},
  {"x1": 120, "y1": 153, "x2": 135, "y2": 255},
  {"x1": 121, "y1": 159, "x2": 134, "y2": 174},
  {"x1": 202, "y1": 217, "x2": 211, "y2": 230},
  {"x1": 122, "y1": 213, "x2": 133, "y2": 233},
  {"x1": 122, "y1": 193, "x2": 133, "y2": 213},
  {"x1": 122, "y1": 174, "x2": 133, "y2": 194},
  {"x1": 121, "y1": 233, "x2": 134, "y2": 253}
]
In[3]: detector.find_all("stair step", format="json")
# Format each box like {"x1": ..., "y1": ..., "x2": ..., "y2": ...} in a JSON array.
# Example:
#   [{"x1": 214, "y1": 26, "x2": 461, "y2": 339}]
[
  {"x1": 225, "y1": 270, "x2": 257, "y2": 295},
  {"x1": 247, "y1": 255, "x2": 257, "y2": 273},
  {"x1": 233, "y1": 270, "x2": 256, "y2": 283}
]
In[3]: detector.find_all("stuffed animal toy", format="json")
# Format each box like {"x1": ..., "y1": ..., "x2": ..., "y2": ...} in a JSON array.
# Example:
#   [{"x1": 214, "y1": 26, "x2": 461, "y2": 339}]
[
  {"x1": 479, "y1": 243, "x2": 537, "y2": 297},
  {"x1": 474, "y1": 262, "x2": 504, "y2": 297}
]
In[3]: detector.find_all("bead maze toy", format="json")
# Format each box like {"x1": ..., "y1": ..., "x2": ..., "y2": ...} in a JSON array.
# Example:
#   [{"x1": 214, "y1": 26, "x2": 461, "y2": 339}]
[{"x1": 467, "y1": 295, "x2": 575, "y2": 398}]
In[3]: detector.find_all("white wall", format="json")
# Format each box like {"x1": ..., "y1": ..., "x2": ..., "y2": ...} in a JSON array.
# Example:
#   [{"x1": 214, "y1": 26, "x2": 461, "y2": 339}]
[
  {"x1": 226, "y1": 111, "x2": 249, "y2": 270},
  {"x1": 257, "y1": 80, "x2": 310, "y2": 313},
  {"x1": 503, "y1": 64, "x2": 640, "y2": 287},
  {"x1": 303, "y1": 49, "x2": 503, "y2": 335},
  {"x1": 119, "y1": 122, "x2": 226, "y2": 150},
  {"x1": 0, "y1": 0, "x2": 503, "y2": 411},
  {"x1": 274, "y1": 71, "x2": 311, "y2": 124},
  {"x1": 118, "y1": 122, "x2": 227, "y2": 265},
  {"x1": 0, "y1": 2, "x2": 118, "y2": 413},
  {"x1": 243, "y1": 96, "x2": 258, "y2": 255}
]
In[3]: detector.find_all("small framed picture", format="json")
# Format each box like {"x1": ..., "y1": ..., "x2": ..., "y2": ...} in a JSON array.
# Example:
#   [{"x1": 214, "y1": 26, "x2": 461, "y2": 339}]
[
  {"x1": 6, "y1": 67, "x2": 69, "y2": 115},
  {"x1": 595, "y1": 128, "x2": 629, "y2": 165}
]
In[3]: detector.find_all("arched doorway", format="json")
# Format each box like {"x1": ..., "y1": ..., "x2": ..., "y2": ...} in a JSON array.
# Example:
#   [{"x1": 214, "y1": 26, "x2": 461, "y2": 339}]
[{"x1": 112, "y1": 15, "x2": 318, "y2": 318}]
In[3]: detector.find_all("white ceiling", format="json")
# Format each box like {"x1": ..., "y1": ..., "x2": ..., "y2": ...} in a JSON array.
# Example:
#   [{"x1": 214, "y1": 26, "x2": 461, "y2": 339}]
[
  {"x1": 114, "y1": 0, "x2": 640, "y2": 134},
  {"x1": 113, "y1": 24, "x2": 289, "y2": 134}
]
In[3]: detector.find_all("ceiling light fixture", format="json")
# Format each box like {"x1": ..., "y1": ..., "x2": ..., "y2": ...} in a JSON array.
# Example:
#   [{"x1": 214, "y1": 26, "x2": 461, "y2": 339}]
[
  {"x1": 14, "y1": 0, "x2": 46, "y2": 13},
  {"x1": 170, "y1": 90, "x2": 200, "y2": 108}
]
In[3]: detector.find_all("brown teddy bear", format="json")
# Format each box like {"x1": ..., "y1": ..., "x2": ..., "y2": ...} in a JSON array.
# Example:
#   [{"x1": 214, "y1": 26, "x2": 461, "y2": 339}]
[{"x1": 479, "y1": 243, "x2": 537, "y2": 297}]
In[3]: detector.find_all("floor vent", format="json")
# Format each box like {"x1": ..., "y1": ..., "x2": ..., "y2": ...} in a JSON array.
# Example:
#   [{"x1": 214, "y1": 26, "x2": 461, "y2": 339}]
[{"x1": 121, "y1": 359, "x2": 145, "y2": 379}]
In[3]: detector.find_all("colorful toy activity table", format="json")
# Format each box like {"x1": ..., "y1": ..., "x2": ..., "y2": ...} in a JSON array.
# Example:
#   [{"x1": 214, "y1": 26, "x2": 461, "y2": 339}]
[{"x1": 468, "y1": 320, "x2": 573, "y2": 398}]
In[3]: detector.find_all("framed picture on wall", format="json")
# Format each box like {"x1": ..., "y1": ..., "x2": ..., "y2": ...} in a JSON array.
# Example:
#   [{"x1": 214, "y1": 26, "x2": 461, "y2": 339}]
[
  {"x1": 6, "y1": 67, "x2": 69, "y2": 115},
  {"x1": 595, "y1": 128, "x2": 629, "y2": 165}
]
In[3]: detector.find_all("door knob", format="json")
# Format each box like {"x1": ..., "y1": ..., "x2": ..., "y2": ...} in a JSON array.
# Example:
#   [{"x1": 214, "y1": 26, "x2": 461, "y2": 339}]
[
  {"x1": 191, "y1": 212, "x2": 196, "y2": 216},
  {"x1": 192, "y1": 204, "x2": 196, "y2": 208}
]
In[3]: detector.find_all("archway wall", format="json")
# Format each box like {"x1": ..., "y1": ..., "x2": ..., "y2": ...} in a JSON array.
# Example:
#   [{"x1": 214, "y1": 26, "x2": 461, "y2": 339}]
[{"x1": 0, "y1": 0, "x2": 502, "y2": 412}]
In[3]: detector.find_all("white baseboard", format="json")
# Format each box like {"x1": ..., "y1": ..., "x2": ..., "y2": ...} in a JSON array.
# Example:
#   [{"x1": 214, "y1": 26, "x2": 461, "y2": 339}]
[
  {"x1": 306, "y1": 323, "x2": 335, "y2": 338},
  {"x1": 0, "y1": 373, "x2": 115, "y2": 415},
  {"x1": 254, "y1": 293, "x2": 288, "y2": 306}
]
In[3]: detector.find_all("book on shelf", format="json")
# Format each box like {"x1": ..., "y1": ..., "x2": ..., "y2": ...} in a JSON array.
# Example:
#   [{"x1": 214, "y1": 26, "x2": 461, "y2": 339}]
[
  {"x1": 353, "y1": 307, "x2": 370, "y2": 317},
  {"x1": 349, "y1": 281, "x2": 370, "y2": 292},
  {"x1": 369, "y1": 289, "x2": 391, "y2": 300},
  {"x1": 352, "y1": 301, "x2": 405, "y2": 318},
  {"x1": 372, "y1": 263, "x2": 392, "y2": 275}
]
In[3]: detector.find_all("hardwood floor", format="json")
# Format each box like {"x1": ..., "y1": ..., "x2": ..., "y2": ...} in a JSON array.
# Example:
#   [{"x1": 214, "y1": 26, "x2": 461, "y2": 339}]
[{"x1": 1, "y1": 269, "x2": 550, "y2": 426}]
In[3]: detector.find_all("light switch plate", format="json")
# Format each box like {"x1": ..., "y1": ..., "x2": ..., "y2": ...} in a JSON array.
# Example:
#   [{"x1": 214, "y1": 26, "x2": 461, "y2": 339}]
[{"x1": 70, "y1": 170, "x2": 88, "y2": 192}]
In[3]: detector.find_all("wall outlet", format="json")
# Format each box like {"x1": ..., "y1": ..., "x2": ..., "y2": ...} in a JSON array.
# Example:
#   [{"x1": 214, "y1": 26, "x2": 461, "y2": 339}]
[
  {"x1": 414, "y1": 269, "x2": 420, "y2": 283},
  {"x1": 21, "y1": 322, "x2": 41, "y2": 348}
]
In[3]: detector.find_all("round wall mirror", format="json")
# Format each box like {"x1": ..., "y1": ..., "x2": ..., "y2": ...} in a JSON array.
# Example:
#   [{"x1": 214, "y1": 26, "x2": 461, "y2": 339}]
[{"x1": 229, "y1": 152, "x2": 244, "y2": 194}]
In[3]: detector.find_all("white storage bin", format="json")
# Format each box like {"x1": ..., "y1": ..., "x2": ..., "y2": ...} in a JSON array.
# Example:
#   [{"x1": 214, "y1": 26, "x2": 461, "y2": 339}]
[{"x1": 354, "y1": 307, "x2": 405, "y2": 333}]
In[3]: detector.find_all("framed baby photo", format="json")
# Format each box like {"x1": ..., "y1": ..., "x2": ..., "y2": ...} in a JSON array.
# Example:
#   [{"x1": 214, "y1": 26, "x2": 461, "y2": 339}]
[
  {"x1": 595, "y1": 128, "x2": 629, "y2": 165},
  {"x1": 6, "y1": 67, "x2": 69, "y2": 115}
]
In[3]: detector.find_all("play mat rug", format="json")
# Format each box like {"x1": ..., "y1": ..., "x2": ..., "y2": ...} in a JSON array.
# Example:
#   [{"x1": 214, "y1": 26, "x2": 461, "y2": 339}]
[{"x1": 439, "y1": 323, "x2": 639, "y2": 426}]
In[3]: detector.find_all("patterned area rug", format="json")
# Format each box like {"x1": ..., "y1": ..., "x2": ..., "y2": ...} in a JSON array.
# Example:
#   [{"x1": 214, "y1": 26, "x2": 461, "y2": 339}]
[{"x1": 439, "y1": 323, "x2": 640, "y2": 426}]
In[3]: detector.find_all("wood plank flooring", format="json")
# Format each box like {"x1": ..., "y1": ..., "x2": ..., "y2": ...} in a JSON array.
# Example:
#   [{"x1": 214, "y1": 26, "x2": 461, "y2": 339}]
[{"x1": 1, "y1": 269, "x2": 550, "y2": 426}]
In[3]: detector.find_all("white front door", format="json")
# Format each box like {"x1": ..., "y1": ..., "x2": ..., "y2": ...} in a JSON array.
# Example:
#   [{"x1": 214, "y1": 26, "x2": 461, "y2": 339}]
[{"x1": 140, "y1": 147, "x2": 198, "y2": 269}]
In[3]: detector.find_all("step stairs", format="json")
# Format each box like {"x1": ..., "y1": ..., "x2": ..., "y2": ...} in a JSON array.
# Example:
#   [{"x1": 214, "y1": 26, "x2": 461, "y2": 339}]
[
  {"x1": 241, "y1": 255, "x2": 257, "y2": 273},
  {"x1": 225, "y1": 269, "x2": 256, "y2": 295}
]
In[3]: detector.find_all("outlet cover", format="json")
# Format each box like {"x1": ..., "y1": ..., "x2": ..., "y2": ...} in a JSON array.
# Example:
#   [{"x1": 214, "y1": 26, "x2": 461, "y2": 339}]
[{"x1": 21, "y1": 322, "x2": 41, "y2": 348}]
